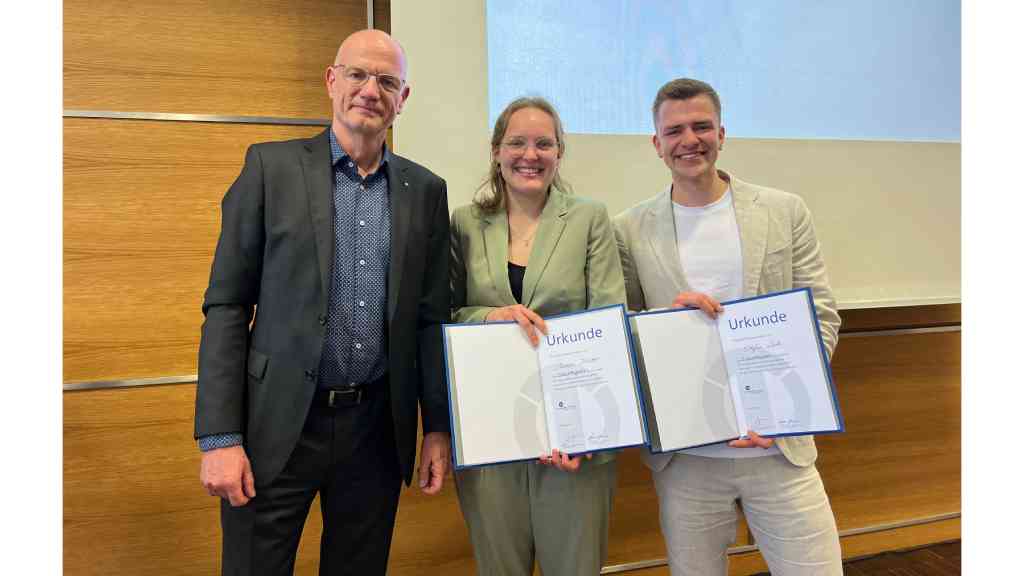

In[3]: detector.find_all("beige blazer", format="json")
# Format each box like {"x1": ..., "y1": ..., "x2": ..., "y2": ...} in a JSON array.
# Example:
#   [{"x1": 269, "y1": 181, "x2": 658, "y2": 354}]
[
  {"x1": 614, "y1": 171, "x2": 840, "y2": 471},
  {"x1": 450, "y1": 188, "x2": 627, "y2": 465}
]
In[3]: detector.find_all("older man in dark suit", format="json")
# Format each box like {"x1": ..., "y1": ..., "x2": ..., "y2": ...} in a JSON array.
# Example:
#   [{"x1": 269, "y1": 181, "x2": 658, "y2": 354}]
[{"x1": 194, "y1": 29, "x2": 450, "y2": 576}]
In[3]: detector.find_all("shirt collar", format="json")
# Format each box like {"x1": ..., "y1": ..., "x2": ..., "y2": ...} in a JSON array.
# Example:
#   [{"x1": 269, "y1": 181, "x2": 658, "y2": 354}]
[{"x1": 329, "y1": 129, "x2": 391, "y2": 171}]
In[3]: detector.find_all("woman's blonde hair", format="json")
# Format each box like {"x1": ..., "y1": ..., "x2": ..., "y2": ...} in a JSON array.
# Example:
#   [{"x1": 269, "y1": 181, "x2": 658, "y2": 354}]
[{"x1": 473, "y1": 96, "x2": 570, "y2": 213}]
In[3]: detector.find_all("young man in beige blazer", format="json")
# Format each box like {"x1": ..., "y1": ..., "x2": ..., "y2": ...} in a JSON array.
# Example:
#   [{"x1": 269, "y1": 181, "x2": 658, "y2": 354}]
[{"x1": 614, "y1": 78, "x2": 843, "y2": 575}]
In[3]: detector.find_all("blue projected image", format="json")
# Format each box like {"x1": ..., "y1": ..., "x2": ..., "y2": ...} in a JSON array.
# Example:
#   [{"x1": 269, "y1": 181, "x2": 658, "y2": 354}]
[{"x1": 487, "y1": 0, "x2": 960, "y2": 141}]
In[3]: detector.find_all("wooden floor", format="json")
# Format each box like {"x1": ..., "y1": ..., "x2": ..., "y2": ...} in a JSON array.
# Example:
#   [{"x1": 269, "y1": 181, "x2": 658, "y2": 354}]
[
  {"x1": 830, "y1": 540, "x2": 961, "y2": 576},
  {"x1": 625, "y1": 540, "x2": 961, "y2": 576}
]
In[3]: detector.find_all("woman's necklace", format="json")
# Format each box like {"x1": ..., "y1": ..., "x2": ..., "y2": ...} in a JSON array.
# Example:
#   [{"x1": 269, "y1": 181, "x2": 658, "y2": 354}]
[{"x1": 509, "y1": 220, "x2": 539, "y2": 247}]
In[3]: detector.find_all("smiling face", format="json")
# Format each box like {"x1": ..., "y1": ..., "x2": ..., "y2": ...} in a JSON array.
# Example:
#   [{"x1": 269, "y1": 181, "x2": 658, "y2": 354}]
[
  {"x1": 652, "y1": 95, "x2": 725, "y2": 185},
  {"x1": 326, "y1": 30, "x2": 410, "y2": 139},
  {"x1": 494, "y1": 107, "x2": 562, "y2": 199}
]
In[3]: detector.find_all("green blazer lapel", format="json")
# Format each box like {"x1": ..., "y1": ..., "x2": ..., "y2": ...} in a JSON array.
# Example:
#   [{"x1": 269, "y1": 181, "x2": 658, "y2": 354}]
[
  {"x1": 522, "y1": 189, "x2": 569, "y2": 307},
  {"x1": 387, "y1": 157, "x2": 411, "y2": 324},
  {"x1": 302, "y1": 129, "x2": 335, "y2": 308},
  {"x1": 481, "y1": 207, "x2": 517, "y2": 305},
  {"x1": 730, "y1": 176, "x2": 768, "y2": 297},
  {"x1": 646, "y1": 186, "x2": 689, "y2": 294}
]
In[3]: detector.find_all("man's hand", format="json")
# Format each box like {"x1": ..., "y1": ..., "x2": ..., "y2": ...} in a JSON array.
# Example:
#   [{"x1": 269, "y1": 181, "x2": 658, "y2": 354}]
[
  {"x1": 418, "y1": 431, "x2": 450, "y2": 495},
  {"x1": 539, "y1": 449, "x2": 590, "y2": 472},
  {"x1": 485, "y1": 305, "x2": 548, "y2": 347},
  {"x1": 671, "y1": 291, "x2": 723, "y2": 318},
  {"x1": 200, "y1": 445, "x2": 256, "y2": 507},
  {"x1": 728, "y1": 430, "x2": 775, "y2": 449}
]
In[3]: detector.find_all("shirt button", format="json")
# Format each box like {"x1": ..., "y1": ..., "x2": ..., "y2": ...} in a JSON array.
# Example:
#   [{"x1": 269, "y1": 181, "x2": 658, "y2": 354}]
[
  {"x1": 359, "y1": 259, "x2": 366, "y2": 266},
  {"x1": 358, "y1": 300, "x2": 366, "y2": 307},
  {"x1": 360, "y1": 184, "x2": 366, "y2": 191},
  {"x1": 354, "y1": 343, "x2": 362, "y2": 350},
  {"x1": 359, "y1": 220, "x2": 366, "y2": 226},
  {"x1": 348, "y1": 162, "x2": 354, "y2": 168}
]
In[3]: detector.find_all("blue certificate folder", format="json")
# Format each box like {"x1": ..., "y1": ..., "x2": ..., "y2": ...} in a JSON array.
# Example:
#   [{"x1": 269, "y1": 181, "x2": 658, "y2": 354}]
[
  {"x1": 630, "y1": 287, "x2": 844, "y2": 454},
  {"x1": 443, "y1": 304, "x2": 649, "y2": 470}
]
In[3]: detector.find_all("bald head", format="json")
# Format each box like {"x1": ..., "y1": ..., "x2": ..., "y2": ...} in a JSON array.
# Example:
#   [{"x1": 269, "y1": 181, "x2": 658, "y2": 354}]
[
  {"x1": 334, "y1": 29, "x2": 407, "y2": 79},
  {"x1": 326, "y1": 29, "x2": 411, "y2": 144}
]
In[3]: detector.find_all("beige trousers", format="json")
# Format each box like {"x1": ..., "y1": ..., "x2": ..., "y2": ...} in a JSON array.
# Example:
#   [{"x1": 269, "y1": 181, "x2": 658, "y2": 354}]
[
  {"x1": 653, "y1": 453, "x2": 841, "y2": 575},
  {"x1": 455, "y1": 458, "x2": 616, "y2": 576}
]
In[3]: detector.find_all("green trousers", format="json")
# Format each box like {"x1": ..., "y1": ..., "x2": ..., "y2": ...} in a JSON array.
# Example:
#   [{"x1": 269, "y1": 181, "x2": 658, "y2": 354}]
[{"x1": 455, "y1": 456, "x2": 617, "y2": 576}]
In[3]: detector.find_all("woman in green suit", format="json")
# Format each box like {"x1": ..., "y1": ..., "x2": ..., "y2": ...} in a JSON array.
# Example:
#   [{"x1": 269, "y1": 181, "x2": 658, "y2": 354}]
[{"x1": 450, "y1": 96, "x2": 626, "y2": 576}]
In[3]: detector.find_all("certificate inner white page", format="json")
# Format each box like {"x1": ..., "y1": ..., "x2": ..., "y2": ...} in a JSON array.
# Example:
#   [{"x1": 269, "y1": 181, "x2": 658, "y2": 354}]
[
  {"x1": 535, "y1": 307, "x2": 644, "y2": 454},
  {"x1": 447, "y1": 322, "x2": 549, "y2": 466},
  {"x1": 631, "y1": 310, "x2": 740, "y2": 451},
  {"x1": 716, "y1": 291, "x2": 838, "y2": 436}
]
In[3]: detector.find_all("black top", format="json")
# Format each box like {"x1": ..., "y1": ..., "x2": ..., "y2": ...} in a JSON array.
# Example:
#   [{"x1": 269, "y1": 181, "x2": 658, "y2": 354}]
[{"x1": 508, "y1": 262, "x2": 526, "y2": 304}]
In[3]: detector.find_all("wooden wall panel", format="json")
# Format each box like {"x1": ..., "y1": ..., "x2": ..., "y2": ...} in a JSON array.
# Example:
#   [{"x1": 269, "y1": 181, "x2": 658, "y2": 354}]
[
  {"x1": 65, "y1": 385, "x2": 214, "y2": 575},
  {"x1": 820, "y1": 330, "x2": 961, "y2": 528},
  {"x1": 64, "y1": 119, "x2": 323, "y2": 382},
  {"x1": 64, "y1": 0, "x2": 365, "y2": 118},
  {"x1": 64, "y1": 324, "x2": 960, "y2": 575},
  {"x1": 840, "y1": 303, "x2": 960, "y2": 332},
  {"x1": 373, "y1": 0, "x2": 392, "y2": 36}
]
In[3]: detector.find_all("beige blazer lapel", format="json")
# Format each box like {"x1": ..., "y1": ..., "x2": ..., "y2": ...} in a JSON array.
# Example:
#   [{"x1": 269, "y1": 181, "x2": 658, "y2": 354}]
[
  {"x1": 730, "y1": 177, "x2": 769, "y2": 297},
  {"x1": 522, "y1": 189, "x2": 569, "y2": 307},
  {"x1": 646, "y1": 186, "x2": 690, "y2": 295},
  {"x1": 480, "y1": 209, "x2": 517, "y2": 305}
]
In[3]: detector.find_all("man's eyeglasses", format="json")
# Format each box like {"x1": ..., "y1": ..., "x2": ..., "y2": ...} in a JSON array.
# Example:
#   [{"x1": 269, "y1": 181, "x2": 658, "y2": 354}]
[{"x1": 331, "y1": 64, "x2": 404, "y2": 94}]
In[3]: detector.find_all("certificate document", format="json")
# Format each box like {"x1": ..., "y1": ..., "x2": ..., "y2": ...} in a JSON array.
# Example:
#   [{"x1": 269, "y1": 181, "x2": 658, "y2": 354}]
[
  {"x1": 444, "y1": 304, "x2": 646, "y2": 469},
  {"x1": 631, "y1": 288, "x2": 842, "y2": 453}
]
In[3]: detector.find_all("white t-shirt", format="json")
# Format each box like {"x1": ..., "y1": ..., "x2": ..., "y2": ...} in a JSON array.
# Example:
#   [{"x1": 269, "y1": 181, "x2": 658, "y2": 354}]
[{"x1": 672, "y1": 188, "x2": 780, "y2": 459}]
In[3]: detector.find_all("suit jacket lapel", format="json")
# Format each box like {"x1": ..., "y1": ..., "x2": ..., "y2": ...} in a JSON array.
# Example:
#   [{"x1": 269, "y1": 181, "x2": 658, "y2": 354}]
[
  {"x1": 730, "y1": 175, "x2": 768, "y2": 297},
  {"x1": 387, "y1": 156, "x2": 411, "y2": 324},
  {"x1": 481, "y1": 208, "x2": 516, "y2": 305},
  {"x1": 522, "y1": 189, "x2": 569, "y2": 307},
  {"x1": 302, "y1": 129, "x2": 334, "y2": 309},
  {"x1": 646, "y1": 186, "x2": 689, "y2": 294}
]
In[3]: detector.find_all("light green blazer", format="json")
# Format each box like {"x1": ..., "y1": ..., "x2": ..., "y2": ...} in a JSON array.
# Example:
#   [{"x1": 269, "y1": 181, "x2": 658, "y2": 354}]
[
  {"x1": 450, "y1": 188, "x2": 627, "y2": 466},
  {"x1": 451, "y1": 188, "x2": 626, "y2": 322}
]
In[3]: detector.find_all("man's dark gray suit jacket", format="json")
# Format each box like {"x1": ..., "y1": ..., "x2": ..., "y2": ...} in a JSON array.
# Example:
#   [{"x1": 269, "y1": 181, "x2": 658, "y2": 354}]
[{"x1": 195, "y1": 128, "x2": 451, "y2": 487}]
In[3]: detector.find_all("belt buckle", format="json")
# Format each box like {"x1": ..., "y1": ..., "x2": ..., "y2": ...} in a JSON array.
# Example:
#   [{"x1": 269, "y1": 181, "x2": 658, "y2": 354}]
[{"x1": 328, "y1": 388, "x2": 362, "y2": 408}]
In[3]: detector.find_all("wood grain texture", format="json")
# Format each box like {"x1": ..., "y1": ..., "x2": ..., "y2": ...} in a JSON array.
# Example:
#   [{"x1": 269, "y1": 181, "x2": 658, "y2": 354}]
[
  {"x1": 63, "y1": 326, "x2": 960, "y2": 575},
  {"x1": 373, "y1": 0, "x2": 392, "y2": 35},
  {"x1": 820, "y1": 331, "x2": 961, "y2": 528},
  {"x1": 840, "y1": 303, "x2": 960, "y2": 332},
  {"x1": 64, "y1": 0, "x2": 365, "y2": 118},
  {"x1": 64, "y1": 385, "x2": 216, "y2": 574},
  {"x1": 63, "y1": 119, "x2": 324, "y2": 382},
  {"x1": 625, "y1": 519, "x2": 961, "y2": 576}
]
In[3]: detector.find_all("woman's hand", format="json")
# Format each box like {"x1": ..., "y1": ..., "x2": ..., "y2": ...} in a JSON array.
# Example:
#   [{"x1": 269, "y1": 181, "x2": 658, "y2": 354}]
[
  {"x1": 728, "y1": 430, "x2": 775, "y2": 449},
  {"x1": 539, "y1": 449, "x2": 590, "y2": 472},
  {"x1": 486, "y1": 304, "x2": 548, "y2": 347}
]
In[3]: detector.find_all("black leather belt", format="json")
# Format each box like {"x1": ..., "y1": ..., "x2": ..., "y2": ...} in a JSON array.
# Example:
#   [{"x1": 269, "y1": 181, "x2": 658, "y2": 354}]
[
  {"x1": 320, "y1": 387, "x2": 364, "y2": 408},
  {"x1": 314, "y1": 375, "x2": 386, "y2": 408}
]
